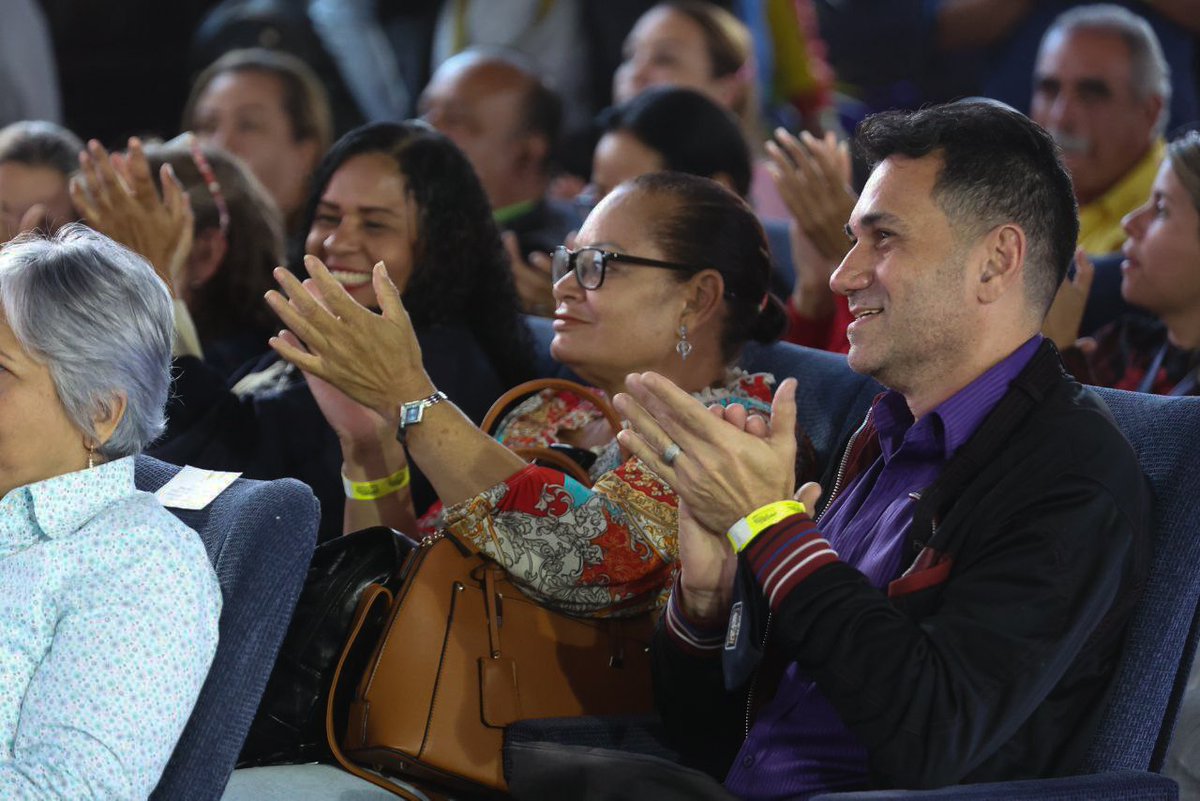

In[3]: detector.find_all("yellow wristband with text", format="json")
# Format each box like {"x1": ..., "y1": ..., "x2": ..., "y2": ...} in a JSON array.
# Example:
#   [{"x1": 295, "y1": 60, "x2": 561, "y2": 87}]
[
  {"x1": 726, "y1": 500, "x2": 808, "y2": 553},
  {"x1": 342, "y1": 466, "x2": 411, "y2": 501}
]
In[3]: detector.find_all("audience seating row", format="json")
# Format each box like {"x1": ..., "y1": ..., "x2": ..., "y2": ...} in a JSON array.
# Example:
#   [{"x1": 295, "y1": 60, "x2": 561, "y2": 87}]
[{"x1": 149, "y1": 317, "x2": 1200, "y2": 800}]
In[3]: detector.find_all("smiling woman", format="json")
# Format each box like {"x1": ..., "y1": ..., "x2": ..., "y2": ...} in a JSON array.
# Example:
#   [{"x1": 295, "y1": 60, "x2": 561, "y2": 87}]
[
  {"x1": 304, "y1": 151, "x2": 416, "y2": 306},
  {"x1": 149, "y1": 122, "x2": 535, "y2": 540}
]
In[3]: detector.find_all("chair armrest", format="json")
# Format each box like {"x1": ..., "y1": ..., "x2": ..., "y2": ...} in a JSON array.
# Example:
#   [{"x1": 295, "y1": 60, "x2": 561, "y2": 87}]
[{"x1": 810, "y1": 770, "x2": 1177, "y2": 801}]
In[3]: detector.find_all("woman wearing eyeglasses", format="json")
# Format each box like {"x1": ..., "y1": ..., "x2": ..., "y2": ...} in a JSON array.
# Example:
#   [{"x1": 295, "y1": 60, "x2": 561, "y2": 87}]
[{"x1": 270, "y1": 172, "x2": 802, "y2": 617}]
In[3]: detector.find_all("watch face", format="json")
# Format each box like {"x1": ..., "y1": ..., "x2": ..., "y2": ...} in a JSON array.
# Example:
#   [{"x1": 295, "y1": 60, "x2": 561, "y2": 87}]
[{"x1": 402, "y1": 404, "x2": 424, "y2": 426}]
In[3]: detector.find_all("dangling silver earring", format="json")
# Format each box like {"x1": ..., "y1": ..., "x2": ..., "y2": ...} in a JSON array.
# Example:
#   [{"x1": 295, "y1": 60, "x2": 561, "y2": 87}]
[
  {"x1": 87, "y1": 446, "x2": 96, "y2": 470},
  {"x1": 676, "y1": 324, "x2": 692, "y2": 362}
]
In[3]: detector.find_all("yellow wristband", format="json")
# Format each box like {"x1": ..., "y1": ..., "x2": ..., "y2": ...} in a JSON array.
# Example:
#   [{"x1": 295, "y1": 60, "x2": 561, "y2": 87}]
[
  {"x1": 726, "y1": 500, "x2": 807, "y2": 553},
  {"x1": 342, "y1": 465, "x2": 411, "y2": 501}
]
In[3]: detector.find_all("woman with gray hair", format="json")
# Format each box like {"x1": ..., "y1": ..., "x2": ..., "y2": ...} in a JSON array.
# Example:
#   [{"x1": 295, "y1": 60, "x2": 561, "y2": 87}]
[{"x1": 0, "y1": 224, "x2": 221, "y2": 798}]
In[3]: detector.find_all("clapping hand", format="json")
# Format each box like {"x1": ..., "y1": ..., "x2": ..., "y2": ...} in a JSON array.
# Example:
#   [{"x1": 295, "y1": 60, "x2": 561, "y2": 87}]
[
  {"x1": 766, "y1": 129, "x2": 856, "y2": 319},
  {"x1": 671, "y1": 394, "x2": 818, "y2": 621},
  {"x1": 71, "y1": 137, "x2": 194, "y2": 295},
  {"x1": 614, "y1": 373, "x2": 799, "y2": 535},
  {"x1": 267, "y1": 255, "x2": 434, "y2": 417}
]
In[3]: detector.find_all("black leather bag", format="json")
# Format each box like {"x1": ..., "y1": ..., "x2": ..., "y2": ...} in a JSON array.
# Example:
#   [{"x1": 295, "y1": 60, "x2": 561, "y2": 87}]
[{"x1": 238, "y1": 525, "x2": 413, "y2": 766}]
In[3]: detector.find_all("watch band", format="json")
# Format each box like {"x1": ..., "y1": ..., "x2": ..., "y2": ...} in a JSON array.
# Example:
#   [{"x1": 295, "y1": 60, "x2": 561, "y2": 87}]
[{"x1": 395, "y1": 390, "x2": 447, "y2": 444}]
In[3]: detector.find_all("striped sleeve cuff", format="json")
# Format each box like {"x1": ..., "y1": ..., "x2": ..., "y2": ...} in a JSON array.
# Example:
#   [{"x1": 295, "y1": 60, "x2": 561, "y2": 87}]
[
  {"x1": 663, "y1": 576, "x2": 726, "y2": 657},
  {"x1": 744, "y1": 513, "x2": 839, "y2": 611}
]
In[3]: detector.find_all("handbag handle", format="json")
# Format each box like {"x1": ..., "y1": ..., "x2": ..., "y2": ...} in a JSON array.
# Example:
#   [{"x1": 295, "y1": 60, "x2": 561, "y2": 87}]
[
  {"x1": 326, "y1": 583, "x2": 436, "y2": 801},
  {"x1": 482, "y1": 378, "x2": 624, "y2": 488},
  {"x1": 481, "y1": 378, "x2": 622, "y2": 439}
]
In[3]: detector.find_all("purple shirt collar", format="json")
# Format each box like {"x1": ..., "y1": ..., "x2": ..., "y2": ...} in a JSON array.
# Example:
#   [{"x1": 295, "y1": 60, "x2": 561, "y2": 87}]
[{"x1": 874, "y1": 335, "x2": 1043, "y2": 463}]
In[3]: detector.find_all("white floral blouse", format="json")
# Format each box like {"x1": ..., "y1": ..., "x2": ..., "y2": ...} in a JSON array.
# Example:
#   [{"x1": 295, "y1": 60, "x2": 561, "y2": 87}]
[{"x1": 0, "y1": 457, "x2": 221, "y2": 799}]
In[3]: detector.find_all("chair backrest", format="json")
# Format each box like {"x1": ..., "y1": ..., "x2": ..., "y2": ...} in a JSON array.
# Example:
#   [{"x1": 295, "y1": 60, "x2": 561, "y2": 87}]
[
  {"x1": 1082, "y1": 389, "x2": 1200, "y2": 773},
  {"x1": 135, "y1": 455, "x2": 320, "y2": 801},
  {"x1": 523, "y1": 316, "x2": 882, "y2": 476}
]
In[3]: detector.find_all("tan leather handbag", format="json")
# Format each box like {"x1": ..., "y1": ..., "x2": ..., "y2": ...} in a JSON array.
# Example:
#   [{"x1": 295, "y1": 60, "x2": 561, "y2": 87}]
[{"x1": 325, "y1": 529, "x2": 658, "y2": 799}]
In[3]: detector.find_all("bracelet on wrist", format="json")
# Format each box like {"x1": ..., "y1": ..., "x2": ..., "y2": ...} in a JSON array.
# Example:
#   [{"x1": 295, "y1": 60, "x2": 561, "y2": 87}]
[
  {"x1": 727, "y1": 500, "x2": 807, "y2": 553},
  {"x1": 341, "y1": 465, "x2": 411, "y2": 500}
]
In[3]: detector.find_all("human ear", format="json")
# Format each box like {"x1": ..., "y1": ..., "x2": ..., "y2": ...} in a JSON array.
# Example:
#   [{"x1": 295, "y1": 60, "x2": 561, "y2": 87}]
[
  {"x1": 682, "y1": 269, "x2": 725, "y2": 328},
  {"x1": 89, "y1": 391, "x2": 128, "y2": 451},
  {"x1": 976, "y1": 224, "x2": 1025, "y2": 304}
]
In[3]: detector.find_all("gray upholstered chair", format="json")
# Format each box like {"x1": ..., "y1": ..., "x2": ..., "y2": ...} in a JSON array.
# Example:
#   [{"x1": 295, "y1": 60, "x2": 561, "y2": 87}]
[{"x1": 137, "y1": 455, "x2": 320, "y2": 801}]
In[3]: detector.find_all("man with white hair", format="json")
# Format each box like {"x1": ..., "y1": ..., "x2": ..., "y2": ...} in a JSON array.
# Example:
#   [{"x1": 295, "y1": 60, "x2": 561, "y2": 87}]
[{"x1": 1030, "y1": 4, "x2": 1171, "y2": 254}]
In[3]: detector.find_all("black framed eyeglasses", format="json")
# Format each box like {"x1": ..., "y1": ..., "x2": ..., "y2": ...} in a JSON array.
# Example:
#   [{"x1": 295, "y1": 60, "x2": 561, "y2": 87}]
[{"x1": 551, "y1": 245, "x2": 700, "y2": 290}]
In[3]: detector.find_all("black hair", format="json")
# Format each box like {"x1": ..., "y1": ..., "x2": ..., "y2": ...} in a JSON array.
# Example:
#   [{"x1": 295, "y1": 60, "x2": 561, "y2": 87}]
[
  {"x1": 295, "y1": 121, "x2": 535, "y2": 388},
  {"x1": 627, "y1": 171, "x2": 785, "y2": 362},
  {"x1": 855, "y1": 101, "x2": 1078, "y2": 315},
  {"x1": 0, "y1": 121, "x2": 84, "y2": 177},
  {"x1": 599, "y1": 86, "x2": 752, "y2": 197}
]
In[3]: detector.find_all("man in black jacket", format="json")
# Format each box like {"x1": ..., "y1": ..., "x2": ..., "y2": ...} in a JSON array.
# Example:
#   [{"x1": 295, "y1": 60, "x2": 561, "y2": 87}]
[{"x1": 614, "y1": 101, "x2": 1151, "y2": 799}]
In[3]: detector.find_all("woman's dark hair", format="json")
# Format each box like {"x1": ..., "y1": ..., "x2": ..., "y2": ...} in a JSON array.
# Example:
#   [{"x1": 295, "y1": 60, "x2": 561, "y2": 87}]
[
  {"x1": 182, "y1": 48, "x2": 333, "y2": 156},
  {"x1": 599, "y1": 86, "x2": 752, "y2": 197},
  {"x1": 297, "y1": 121, "x2": 535, "y2": 387},
  {"x1": 627, "y1": 171, "x2": 785, "y2": 362},
  {"x1": 144, "y1": 141, "x2": 285, "y2": 343}
]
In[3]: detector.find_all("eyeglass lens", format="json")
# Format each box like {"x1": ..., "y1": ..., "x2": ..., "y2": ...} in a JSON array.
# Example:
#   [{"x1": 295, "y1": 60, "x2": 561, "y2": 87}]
[
  {"x1": 551, "y1": 246, "x2": 571, "y2": 283},
  {"x1": 551, "y1": 247, "x2": 605, "y2": 289}
]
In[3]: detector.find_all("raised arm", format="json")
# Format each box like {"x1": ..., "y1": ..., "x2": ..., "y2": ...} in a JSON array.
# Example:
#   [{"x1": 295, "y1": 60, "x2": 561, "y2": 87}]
[{"x1": 266, "y1": 255, "x2": 527, "y2": 507}]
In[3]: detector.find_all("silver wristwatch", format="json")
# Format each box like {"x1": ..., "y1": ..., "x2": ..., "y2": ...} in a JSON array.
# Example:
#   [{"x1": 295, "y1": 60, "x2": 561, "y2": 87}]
[{"x1": 395, "y1": 390, "x2": 447, "y2": 444}]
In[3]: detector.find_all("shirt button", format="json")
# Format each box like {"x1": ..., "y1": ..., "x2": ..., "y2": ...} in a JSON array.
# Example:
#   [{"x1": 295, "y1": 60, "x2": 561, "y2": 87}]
[{"x1": 742, "y1": 755, "x2": 755, "y2": 768}]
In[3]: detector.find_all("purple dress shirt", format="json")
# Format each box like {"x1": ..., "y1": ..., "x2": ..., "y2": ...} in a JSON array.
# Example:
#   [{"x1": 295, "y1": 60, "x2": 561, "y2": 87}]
[{"x1": 723, "y1": 336, "x2": 1043, "y2": 801}]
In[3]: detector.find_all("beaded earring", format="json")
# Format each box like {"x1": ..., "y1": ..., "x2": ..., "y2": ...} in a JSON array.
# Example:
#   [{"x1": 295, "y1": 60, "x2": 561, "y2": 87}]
[{"x1": 676, "y1": 325, "x2": 692, "y2": 362}]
